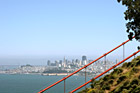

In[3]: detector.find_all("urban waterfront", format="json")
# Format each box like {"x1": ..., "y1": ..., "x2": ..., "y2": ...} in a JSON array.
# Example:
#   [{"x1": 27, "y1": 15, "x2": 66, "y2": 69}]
[
  {"x1": 0, "y1": 56, "x2": 118, "y2": 76},
  {"x1": 0, "y1": 74, "x2": 92, "y2": 93}
]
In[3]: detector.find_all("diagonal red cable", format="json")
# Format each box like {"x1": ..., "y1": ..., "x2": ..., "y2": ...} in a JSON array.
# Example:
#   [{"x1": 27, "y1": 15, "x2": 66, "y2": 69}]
[{"x1": 70, "y1": 49, "x2": 140, "y2": 93}]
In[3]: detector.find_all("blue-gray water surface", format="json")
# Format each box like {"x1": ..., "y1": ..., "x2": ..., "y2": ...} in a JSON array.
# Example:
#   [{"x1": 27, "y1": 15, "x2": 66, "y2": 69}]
[{"x1": 0, "y1": 74, "x2": 93, "y2": 93}]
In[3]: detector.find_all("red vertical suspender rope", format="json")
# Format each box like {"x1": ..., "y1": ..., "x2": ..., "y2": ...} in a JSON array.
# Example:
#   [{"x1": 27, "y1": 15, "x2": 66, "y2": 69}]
[{"x1": 70, "y1": 50, "x2": 140, "y2": 93}]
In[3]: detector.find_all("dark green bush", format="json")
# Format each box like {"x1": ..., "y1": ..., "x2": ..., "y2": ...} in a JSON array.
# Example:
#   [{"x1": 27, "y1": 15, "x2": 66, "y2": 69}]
[
  {"x1": 110, "y1": 75, "x2": 115, "y2": 79},
  {"x1": 123, "y1": 84, "x2": 130, "y2": 90},
  {"x1": 122, "y1": 62, "x2": 128, "y2": 68},
  {"x1": 131, "y1": 84, "x2": 137, "y2": 89},
  {"x1": 90, "y1": 84, "x2": 94, "y2": 89},
  {"x1": 123, "y1": 80, "x2": 129, "y2": 86},
  {"x1": 103, "y1": 75, "x2": 110, "y2": 81},
  {"x1": 131, "y1": 67, "x2": 140, "y2": 73},
  {"x1": 90, "y1": 79, "x2": 97, "y2": 89},
  {"x1": 112, "y1": 68, "x2": 123, "y2": 75},
  {"x1": 127, "y1": 62, "x2": 132, "y2": 67},
  {"x1": 122, "y1": 89, "x2": 129, "y2": 93},
  {"x1": 99, "y1": 81, "x2": 104, "y2": 87},
  {"x1": 130, "y1": 79, "x2": 139, "y2": 85},
  {"x1": 117, "y1": 75, "x2": 127, "y2": 84},
  {"x1": 102, "y1": 84, "x2": 110, "y2": 90},
  {"x1": 119, "y1": 75, "x2": 127, "y2": 81},
  {"x1": 130, "y1": 63, "x2": 135, "y2": 67},
  {"x1": 138, "y1": 75, "x2": 140, "y2": 80},
  {"x1": 132, "y1": 86, "x2": 140, "y2": 93},
  {"x1": 136, "y1": 60, "x2": 140, "y2": 66},
  {"x1": 99, "y1": 90, "x2": 104, "y2": 93},
  {"x1": 122, "y1": 62, "x2": 135, "y2": 68},
  {"x1": 108, "y1": 79, "x2": 113, "y2": 84}
]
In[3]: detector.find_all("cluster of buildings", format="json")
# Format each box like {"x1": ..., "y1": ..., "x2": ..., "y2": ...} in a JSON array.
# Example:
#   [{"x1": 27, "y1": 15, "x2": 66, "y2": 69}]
[
  {"x1": 47, "y1": 56, "x2": 90, "y2": 68},
  {"x1": 0, "y1": 64, "x2": 46, "y2": 74},
  {"x1": 0, "y1": 56, "x2": 118, "y2": 76},
  {"x1": 44, "y1": 56, "x2": 118, "y2": 76}
]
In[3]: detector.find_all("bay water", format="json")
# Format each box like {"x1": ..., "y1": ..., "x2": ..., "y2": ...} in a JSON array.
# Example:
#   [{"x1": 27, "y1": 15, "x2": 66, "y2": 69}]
[{"x1": 0, "y1": 74, "x2": 93, "y2": 93}]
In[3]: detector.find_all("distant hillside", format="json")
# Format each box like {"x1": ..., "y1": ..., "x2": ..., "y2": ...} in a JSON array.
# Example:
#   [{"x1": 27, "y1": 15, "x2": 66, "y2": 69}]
[{"x1": 78, "y1": 56, "x2": 140, "y2": 93}]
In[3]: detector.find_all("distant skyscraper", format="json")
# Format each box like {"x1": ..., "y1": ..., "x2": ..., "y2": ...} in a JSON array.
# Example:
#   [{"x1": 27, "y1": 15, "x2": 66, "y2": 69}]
[
  {"x1": 55, "y1": 60, "x2": 59, "y2": 67},
  {"x1": 79, "y1": 60, "x2": 82, "y2": 66},
  {"x1": 59, "y1": 60, "x2": 63, "y2": 67},
  {"x1": 47, "y1": 60, "x2": 51, "y2": 66},
  {"x1": 75, "y1": 59, "x2": 79, "y2": 63},
  {"x1": 59, "y1": 60, "x2": 62, "y2": 65},
  {"x1": 82, "y1": 56, "x2": 87, "y2": 61},
  {"x1": 82, "y1": 55, "x2": 87, "y2": 65},
  {"x1": 63, "y1": 57, "x2": 66, "y2": 67}
]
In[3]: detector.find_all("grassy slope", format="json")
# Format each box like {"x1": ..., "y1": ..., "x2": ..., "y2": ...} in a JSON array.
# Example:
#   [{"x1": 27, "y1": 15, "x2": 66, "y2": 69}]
[{"x1": 78, "y1": 56, "x2": 140, "y2": 93}]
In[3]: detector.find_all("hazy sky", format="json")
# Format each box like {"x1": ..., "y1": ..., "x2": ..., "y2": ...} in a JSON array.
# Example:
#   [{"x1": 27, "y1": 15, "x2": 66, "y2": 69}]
[{"x1": 0, "y1": 0, "x2": 139, "y2": 64}]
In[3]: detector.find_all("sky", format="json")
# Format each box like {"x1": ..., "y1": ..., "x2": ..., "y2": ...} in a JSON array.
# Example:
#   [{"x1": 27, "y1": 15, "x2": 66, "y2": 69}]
[{"x1": 0, "y1": 0, "x2": 139, "y2": 65}]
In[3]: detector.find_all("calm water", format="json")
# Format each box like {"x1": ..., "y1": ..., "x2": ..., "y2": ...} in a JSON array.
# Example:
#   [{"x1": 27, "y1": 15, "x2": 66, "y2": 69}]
[{"x1": 0, "y1": 74, "x2": 93, "y2": 93}]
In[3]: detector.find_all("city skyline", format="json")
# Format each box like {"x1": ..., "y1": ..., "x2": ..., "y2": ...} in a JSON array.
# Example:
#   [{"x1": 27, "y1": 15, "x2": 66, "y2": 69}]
[
  {"x1": 0, "y1": 54, "x2": 134, "y2": 65},
  {"x1": 0, "y1": 55, "x2": 116, "y2": 76}
]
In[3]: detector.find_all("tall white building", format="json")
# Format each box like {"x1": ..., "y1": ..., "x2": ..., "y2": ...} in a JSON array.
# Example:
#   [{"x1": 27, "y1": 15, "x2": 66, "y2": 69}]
[{"x1": 63, "y1": 57, "x2": 66, "y2": 67}]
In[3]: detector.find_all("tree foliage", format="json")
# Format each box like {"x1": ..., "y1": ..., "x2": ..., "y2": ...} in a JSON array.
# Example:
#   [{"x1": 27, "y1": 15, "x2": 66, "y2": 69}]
[{"x1": 117, "y1": 0, "x2": 140, "y2": 41}]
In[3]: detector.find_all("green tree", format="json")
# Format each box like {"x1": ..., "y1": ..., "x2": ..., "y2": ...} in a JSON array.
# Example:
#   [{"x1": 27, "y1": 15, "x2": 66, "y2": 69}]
[{"x1": 117, "y1": 0, "x2": 140, "y2": 41}]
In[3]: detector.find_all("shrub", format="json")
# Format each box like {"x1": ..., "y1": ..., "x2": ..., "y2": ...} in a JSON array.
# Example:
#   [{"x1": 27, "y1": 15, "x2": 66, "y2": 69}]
[
  {"x1": 110, "y1": 75, "x2": 115, "y2": 79},
  {"x1": 128, "y1": 88, "x2": 133, "y2": 92},
  {"x1": 122, "y1": 80, "x2": 130, "y2": 89},
  {"x1": 131, "y1": 84, "x2": 137, "y2": 89},
  {"x1": 132, "y1": 56, "x2": 140, "y2": 62},
  {"x1": 130, "y1": 79, "x2": 139, "y2": 85},
  {"x1": 122, "y1": 62, "x2": 128, "y2": 68},
  {"x1": 103, "y1": 74, "x2": 110, "y2": 81},
  {"x1": 136, "y1": 60, "x2": 140, "y2": 66},
  {"x1": 119, "y1": 75, "x2": 127, "y2": 81},
  {"x1": 117, "y1": 75, "x2": 127, "y2": 84},
  {"x1": 108, "y1": 79, "x2": 114, "y2": 84},
  {"x1": 123, "y1": 80, "x2": 129, "y2": 86},
  {"x1": 126, "y1": 62, "x2": 132, "y2": 68},
  {"x1": 131, "y1": 67, "x2": 140, "y2": 73},
  {"x1": 90, "y1": 84, "x2": 94, "y2": 89},
  {"x1": 138, "y1": 75, "x2": 140, "y2": 80},
  {"x1": 130, "y1": 63, "x2": 135, "y2": 67},
  {"x1": 99, "y1": 81, "x2": 104, "y2": 87},
  {"x1": 132, "y1": 86, "x2": 140, "y2": 93},
  {"x1": 112, "y1": 68, "x2": 123, "y2": 75},
  {"x1": 90, "y1": 80, "x2": 100, "y2": 89},
  {"x1": 112, "y1": 86, "x2": 122, "y2": 93},
  {"x1": 122, "y1": 89, "x2": 129, "y2": 93},
  {"x1": 98, "y1": 90, "x2": 104, "y2": 93},
  {"x1": 102, "y1": 84, "x2": 110, "y2": 90},
  {"x1": 117, "y1": 79, "x2": 121, "y2": 84}
]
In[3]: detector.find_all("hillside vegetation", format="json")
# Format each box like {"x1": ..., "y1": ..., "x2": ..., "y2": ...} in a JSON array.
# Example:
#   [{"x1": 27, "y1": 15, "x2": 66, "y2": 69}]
[{"x1": 78, "y1": 56, "x2": 140, "y2": 93}]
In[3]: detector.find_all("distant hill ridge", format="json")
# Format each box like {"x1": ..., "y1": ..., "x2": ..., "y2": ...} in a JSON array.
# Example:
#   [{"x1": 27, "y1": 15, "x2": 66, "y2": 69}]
[{"x1": 78, "y1": 56, "x2": 140, "y2": 93}]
